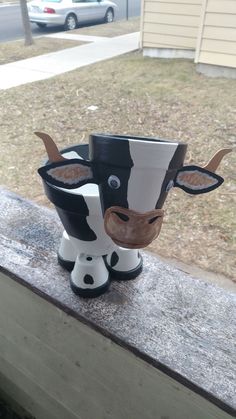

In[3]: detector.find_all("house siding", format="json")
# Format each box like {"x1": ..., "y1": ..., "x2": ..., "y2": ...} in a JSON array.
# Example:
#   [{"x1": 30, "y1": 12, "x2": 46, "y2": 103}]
[
  {"x1": 195, "y1": 0, "x2": 236, "y2": 68},
  {"x1": 0, "y1": 272, "x2": 233, "y2": 419},
  {"x1": 142, "y1": 0, "x2": 203, "y2": 50}
]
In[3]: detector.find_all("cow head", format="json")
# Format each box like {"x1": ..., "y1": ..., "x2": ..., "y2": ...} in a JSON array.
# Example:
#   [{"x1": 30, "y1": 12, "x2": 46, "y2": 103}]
[{"x1": 36, "y1": 132, "x2": 231, "y2": 249}]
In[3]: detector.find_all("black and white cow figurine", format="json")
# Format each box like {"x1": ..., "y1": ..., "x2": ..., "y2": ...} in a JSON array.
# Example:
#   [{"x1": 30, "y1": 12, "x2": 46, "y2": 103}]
[{"x1": 37, "y1": 132, "x2": 231, "y2": 298}]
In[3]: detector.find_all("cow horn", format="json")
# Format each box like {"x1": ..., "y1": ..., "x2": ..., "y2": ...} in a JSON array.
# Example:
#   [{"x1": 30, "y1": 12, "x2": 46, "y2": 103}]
[
  {"x1": 203, "y1": 148, "x2": 232, "y2": 173},
  {"x1": 35, "y1": 132, "x2": 66, "y2": 162}
]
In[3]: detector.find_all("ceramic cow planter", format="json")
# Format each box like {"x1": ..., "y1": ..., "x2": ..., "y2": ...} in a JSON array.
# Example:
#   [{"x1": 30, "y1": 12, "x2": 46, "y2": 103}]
[{"x1": 37, "y1": 132, "x2": 231, "y2": 298}]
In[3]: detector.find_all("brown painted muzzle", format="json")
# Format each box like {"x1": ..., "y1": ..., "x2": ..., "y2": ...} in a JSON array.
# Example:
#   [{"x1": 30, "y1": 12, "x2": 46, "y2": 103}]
[{"x1": 104, "y1": 206, "x2": 164, "y2": 249}]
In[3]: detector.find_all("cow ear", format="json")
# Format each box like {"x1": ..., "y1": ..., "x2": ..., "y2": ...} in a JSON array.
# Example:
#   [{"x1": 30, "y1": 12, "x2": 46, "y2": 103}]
[
  {"x1": 174, "y1": 165, "x2": 224, "y2": 195},
  {"x1": 38, "y1": 159, "x2": 95, "y2": 189}
]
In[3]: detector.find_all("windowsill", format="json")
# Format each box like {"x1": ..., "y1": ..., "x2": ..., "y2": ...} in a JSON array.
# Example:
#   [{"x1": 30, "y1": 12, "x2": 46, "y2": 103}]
[{"x1": 0, "y1": 187, "x2": 235, "y2": 417}]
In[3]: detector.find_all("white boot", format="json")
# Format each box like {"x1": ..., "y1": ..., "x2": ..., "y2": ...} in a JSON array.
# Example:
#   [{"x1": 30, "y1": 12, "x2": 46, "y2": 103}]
[
  {"x1": 58, "y1": 230, "x2": 77, "y2": 271},
  {"x1": 105, "y1": 247, "x2": 143, "y2": 280},
  {"x1": 70, "y1": 254, "x2": 110, "y2": 298}
]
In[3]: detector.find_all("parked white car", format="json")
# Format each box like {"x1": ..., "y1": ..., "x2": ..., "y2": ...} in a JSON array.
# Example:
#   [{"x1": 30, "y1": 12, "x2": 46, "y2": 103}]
[{"x1": 28, "y1": 0, "x2": 118, "y2": 30}]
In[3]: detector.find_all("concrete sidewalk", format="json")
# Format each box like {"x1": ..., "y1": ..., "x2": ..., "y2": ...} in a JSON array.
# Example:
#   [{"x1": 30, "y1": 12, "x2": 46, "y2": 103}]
[{"x1": 0, "y1": 32, "x2": 139, "y2": 90}]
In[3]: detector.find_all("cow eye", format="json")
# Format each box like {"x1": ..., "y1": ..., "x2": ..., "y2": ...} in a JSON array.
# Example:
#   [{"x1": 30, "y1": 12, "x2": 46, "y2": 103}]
[{"x1": 108, "y1": 175, "x2": 121, "y2": 189}]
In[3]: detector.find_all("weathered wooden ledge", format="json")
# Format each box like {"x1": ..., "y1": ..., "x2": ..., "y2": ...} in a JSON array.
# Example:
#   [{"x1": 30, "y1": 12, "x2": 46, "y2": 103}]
[{"x1": 0, "y1": 188, "x2": 235, "y2": 419}]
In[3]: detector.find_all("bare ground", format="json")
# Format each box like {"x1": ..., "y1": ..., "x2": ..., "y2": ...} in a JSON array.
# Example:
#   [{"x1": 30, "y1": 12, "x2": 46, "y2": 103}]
[
  {"x1": 70, "y1": 17, "x2": 140, "y2": 37},
  {"x1": 0, "y1": 38, "x2": 86, "y2": 65},
  {"x1": 0, "y1": 49, "x2": 235, "y2": 281}
]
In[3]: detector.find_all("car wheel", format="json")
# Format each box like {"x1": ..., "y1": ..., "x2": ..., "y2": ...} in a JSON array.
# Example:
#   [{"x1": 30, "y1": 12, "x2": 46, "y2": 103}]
[
  {"x1": 36, "y1": 23, "x2": 47, "y2": 28},
  {"x1": 64, "y1": 14, "x2": 77, "y2": 30},
  {"x1": 104, "y1": 8, "x2": 114, "y2": 23}
]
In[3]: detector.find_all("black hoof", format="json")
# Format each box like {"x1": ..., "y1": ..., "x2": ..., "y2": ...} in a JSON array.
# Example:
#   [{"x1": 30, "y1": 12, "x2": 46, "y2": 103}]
[
  {"x1": 70, "y1": 277, "x2": 110, "y2": 298},
  {"x1": 58, "y1": 253, "x2": 75, "y2": 272}
]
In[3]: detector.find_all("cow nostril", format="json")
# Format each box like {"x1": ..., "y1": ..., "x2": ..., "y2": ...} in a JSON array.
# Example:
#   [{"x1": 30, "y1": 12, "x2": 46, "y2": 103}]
[
  {"x1": 149, "y1": 216, "x2": 160, "y2": 224},
  {"x1": 114, "y1": 212, "x2": 129, "y2": 222}
]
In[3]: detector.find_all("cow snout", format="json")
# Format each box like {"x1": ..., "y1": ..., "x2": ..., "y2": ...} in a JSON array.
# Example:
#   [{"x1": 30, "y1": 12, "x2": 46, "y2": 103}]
[{"x1": 104, "y1": 206, "x2": 164, "y2": 249}]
